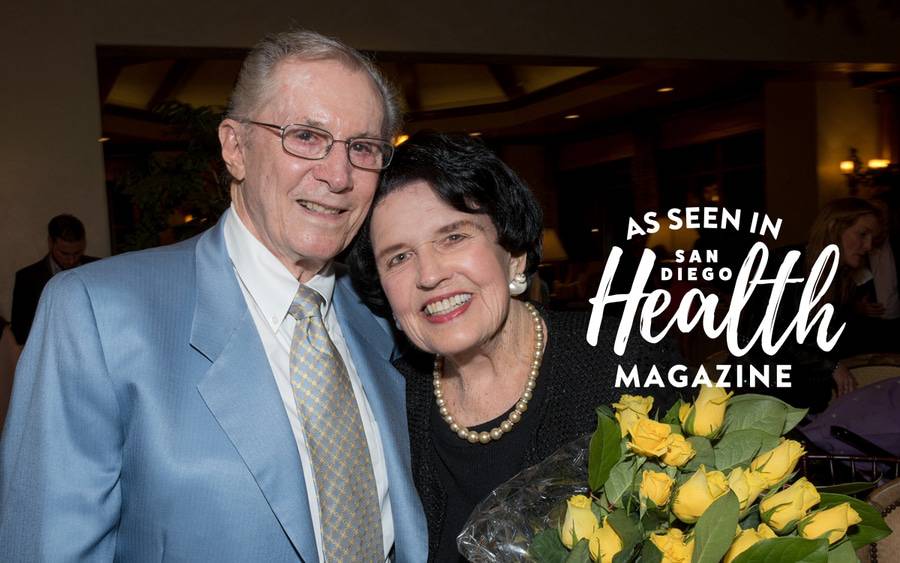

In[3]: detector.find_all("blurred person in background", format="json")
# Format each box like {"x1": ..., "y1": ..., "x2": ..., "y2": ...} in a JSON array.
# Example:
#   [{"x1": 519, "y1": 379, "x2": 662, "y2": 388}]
[
  {"x1": 735, "y1": 197, "x2": 881, "y2": 413},
  {"x1": 10, "y1": 213, "x2": 96, "y2": 345}
]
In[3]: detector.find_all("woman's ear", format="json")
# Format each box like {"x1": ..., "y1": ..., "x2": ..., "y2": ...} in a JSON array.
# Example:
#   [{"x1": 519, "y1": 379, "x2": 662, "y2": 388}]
[
  {"x1": 508, "y1": 251, "x2": 527, "y2": 280},
  {"x1": 219, "y1": 119, "x2": 246, "y2": 182}
]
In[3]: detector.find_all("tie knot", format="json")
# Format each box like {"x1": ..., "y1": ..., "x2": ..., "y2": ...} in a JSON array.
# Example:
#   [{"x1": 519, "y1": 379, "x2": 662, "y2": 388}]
[{"x1": 289, "y1": 284, "x2": 324, "y2": 320}]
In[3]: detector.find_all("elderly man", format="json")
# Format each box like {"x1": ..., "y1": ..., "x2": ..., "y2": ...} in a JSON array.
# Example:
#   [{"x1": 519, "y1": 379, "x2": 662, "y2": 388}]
[{"x1": 0, "y1": 30, "x2": 427, "y2": 562}]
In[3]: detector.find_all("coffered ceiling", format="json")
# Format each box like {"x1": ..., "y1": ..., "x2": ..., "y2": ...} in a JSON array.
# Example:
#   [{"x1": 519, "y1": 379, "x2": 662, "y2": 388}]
[{"x1": 97, "y1": 46, "x2": 900, "y2": 150}]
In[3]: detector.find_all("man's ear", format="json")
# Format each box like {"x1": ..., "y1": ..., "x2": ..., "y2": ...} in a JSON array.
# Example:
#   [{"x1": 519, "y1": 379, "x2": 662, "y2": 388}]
[{"x1": 219, "y1": 119, "x2": 246, "y2": 182}]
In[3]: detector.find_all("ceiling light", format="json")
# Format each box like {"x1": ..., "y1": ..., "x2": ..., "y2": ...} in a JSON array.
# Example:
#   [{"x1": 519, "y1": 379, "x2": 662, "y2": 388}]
[
  {"x1": 564, "y1": 114, "x2": 580, "y2": 120},
  {"x1": 839, "y1": 160, "x2": 856, "y2": 174},
  {"x1": 868, "y1": 159, "x2": 891, "y2": 169},
  {"x1": 98, "y1": 137, "x2": 110, "y2": 143},
  {"x1": 591, "y1": 228, "x2": 600, "y2": 233},
  {"x1": 469, "y1": 131, "x2": 482, "y2": 137},
  {"x1": 657, "y1": 87, "x2": 674, "y2": 93}
]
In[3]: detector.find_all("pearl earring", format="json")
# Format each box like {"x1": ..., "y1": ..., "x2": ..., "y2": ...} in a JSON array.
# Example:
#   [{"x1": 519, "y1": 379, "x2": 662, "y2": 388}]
[{"x1": 508, "y1": 272, "x2": 528, "y2": 296}]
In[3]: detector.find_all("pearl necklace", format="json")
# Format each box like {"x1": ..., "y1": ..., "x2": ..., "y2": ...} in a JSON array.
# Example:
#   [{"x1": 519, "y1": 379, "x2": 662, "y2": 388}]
[{"x1": 432, "y1": 302, "x2": 545, "y2": 444}]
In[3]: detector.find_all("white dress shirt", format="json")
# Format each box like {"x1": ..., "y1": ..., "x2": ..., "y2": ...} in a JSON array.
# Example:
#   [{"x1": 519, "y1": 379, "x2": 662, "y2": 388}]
[{"x1": 223, "y1": 207, "x2": 393, "y2": 560}]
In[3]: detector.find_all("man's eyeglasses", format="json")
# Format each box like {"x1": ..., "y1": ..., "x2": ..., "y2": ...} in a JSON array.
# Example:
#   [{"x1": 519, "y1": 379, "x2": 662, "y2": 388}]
[{"x1": 243, "y1": 120, "x2": 394, "y2": 171}]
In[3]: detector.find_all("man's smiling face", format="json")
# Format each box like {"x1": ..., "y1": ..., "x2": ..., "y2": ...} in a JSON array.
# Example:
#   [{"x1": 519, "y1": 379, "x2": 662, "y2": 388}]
[{"x1": 224, "y1": 57, "x2": 384, "y2": 279}]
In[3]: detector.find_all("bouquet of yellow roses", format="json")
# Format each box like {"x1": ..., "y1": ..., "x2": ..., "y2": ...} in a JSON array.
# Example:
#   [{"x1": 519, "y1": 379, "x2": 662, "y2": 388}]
[{"x1": 457, "y1": 389, "x2": 891, "y2": 563}]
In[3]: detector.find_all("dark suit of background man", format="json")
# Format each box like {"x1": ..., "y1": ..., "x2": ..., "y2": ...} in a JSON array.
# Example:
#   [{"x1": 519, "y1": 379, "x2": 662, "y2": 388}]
[
  {"x1": 1, "y1": 29, "x2": 427, "y2": 562},
  {"x1": 10, "y1": 213, "x2": 96, "y2": 345}
]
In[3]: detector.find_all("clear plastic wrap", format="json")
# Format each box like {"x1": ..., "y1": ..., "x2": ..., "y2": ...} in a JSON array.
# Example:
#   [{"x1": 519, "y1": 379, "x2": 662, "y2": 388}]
[{"x1": 457, "y1": 435, "x2": 591, "y2": 562}]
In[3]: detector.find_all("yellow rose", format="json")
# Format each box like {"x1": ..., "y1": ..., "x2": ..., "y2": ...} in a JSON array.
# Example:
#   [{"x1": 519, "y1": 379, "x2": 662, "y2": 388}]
[
  {"x1": 672, "y1": 465, "x2": 730, "y2": 523},
  {"x1": 750, "y1": 440, "x2": 806, "y2": 487},
  {"x1": 727, "y1": 467, "x2": 767, "y2": 510},
  {"x1": 641, "y1": 470, "x2": 675, "y2": 507},
  {"x1": 723, "y1": 524, "x2": 777, "y2": 563},
  {"x1": 759, "y1": 477, "x2": 821, "y2": 532},
  {"x1": 628, "y1": 418, "x2": 672, "y2": 458},
  {"x1": 613, "y1": 394, "x2": 654, "y2": 437},
  {"x1": 588, "y1": 517, "x2": 623, "y2": 563},
  {"x1": 560, "y1": 494, "x2": 599, "y2": 549},
  {"x1": 798, "y1": 503, "x2": 862, "y2": 545},
  {"x1": 679, "y1": 386, "x2": 732, "y2": 438},
  {"x1": 661, "y1": 432, "x2": 695, "y2": 467},
  {"x1": 649, "y1": 528, "x2": 694, "y2": 563}
]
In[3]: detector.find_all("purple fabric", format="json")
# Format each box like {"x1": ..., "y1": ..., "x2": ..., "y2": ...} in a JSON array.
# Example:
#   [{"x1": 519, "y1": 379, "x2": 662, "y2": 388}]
[{"x1": 801, "y1": 377, "x2": 900, "y2": 457}]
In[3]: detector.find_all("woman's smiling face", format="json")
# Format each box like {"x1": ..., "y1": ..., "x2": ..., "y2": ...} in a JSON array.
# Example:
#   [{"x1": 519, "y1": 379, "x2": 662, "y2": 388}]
[{"x1": 370, "y1": 181, "x2": 525, "y2": 357}]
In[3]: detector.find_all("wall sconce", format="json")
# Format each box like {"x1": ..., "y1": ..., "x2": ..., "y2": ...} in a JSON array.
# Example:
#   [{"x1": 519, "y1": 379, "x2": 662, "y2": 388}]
[{"x1": 841, "y1": 147, "x2": 892, "y2": 193}]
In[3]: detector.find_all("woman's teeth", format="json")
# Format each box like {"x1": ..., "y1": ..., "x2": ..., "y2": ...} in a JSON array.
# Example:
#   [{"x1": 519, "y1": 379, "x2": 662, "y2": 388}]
[
  {"x1": 425, "y1": 294, "x2": 472, "y2": 316},
  {"x1": 299, "y1": 200, "x2": 341, "y2": 214}
]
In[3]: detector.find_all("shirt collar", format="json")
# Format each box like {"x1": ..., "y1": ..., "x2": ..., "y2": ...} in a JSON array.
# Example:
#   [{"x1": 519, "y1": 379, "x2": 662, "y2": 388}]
[
  {"x1": 223, "y1": 206, "x2": 335, "y2": 331},
  {"x1": 47, "y1": 255, "x2": 62, "y2": 275}
]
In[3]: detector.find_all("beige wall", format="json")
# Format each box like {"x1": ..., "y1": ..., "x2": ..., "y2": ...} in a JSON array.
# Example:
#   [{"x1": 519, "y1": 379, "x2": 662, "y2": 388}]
[
  {"x1": 2, "y1": 1, "x2": 899, "y2": 317},
  {"x1": 1, "y1": 1, "x2": 108, "y2": 320}
]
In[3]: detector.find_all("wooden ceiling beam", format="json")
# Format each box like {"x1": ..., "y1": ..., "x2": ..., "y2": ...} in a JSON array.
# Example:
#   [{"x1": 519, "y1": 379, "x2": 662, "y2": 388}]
[
  {"x1": 97, "y1": 58, "x2": 128, "y2": 105},
  {"x1": 146, "y1": 60, "x2": 201, "y2": 110},
  {"x1": 488, "y1": 65, "x2": 526, "y2": 100},
  {"x1": 395, "y1": 62, "x2": 422, "y2": 113}
]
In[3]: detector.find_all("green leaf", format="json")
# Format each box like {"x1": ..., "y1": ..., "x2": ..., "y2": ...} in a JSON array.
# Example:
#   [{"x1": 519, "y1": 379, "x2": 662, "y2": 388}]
[
  {"x1": 529, "y1": 528, "x2": 569, "y2": 563},
  {"x1": 692, "y1": 491, "x2": 740, "y2": 563},
  {"x1": 826, "y1": 540, "x2": 860, "y2": 563},
  {"x1": 733, "y1": 537, "x2": 830, "y2": 563},
  {"x1": 713, "y1": 429, "x2": 777, "y2": 471},
  {"x1": 642, "y1": 460, "x2": 666, "y2": 474},
  {"x1": 640, "y1": 539, "x2": 664, "y2": 563},
  {"x1": 815, "y1": 482, "x2": 876, "y2": 496},
  {"x1": 564, "y1": 539, "x2": 591, "y2": 563},
  {"x1": 591, "y1": 499, "x2": 609, "y2": 523},
  {"x1": 727, "y1": 394, "x2": 808, "y2": 433},
  {"x1": 739, "y1": 504, "x2": 761, "y2": 529},
  {"x1": 661, "y1": 399, "x2": 683, "y2": 425},
  {"x1": 684, "y1": 436, "x2": 715, "y2": 472},
  {"x1": 605, "y1": 458, "x2": 641, "y2": 507},
  {"x1": 589, "y1": 410, "x2": 623, "y2": 491},
  {"x1": 597, "y1": 404, "x2": 615, "y2": 419},
  {"x1": 783, "y1": 405, "x2": 809, "y2": 434},
  {"x1": 817, "y1": 493, "x2": 892, "y2": 549},
  {"x1": 724, "y1": 395, "x2": 788, "y2": 436},
  {"x1": 640, "y1": 506, "x2": 667, "y2": 537},
  {"x1": 606, "y1": 509, "x2": 642, "y2": 563}
]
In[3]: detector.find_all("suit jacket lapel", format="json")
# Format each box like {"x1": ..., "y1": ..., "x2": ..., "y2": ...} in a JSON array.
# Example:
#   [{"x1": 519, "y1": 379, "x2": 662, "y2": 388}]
[
  {"x1": 190, "y1": 220, "x2": 318, "y2": 563},
  {"x1": 333, "y1": 276, "x2": 428, "y2": 563}
]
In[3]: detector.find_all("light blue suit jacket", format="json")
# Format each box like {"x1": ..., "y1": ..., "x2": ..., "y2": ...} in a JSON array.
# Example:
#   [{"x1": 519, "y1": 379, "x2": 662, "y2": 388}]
[{"x1": 0, "y1": 218, "x2": 427, "y2": 562}]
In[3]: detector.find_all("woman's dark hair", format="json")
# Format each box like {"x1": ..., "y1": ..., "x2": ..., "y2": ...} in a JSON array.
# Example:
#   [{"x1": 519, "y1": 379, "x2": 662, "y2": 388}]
[{"x1": 348, "y1": 131, "x2": 543, "y2": 315}]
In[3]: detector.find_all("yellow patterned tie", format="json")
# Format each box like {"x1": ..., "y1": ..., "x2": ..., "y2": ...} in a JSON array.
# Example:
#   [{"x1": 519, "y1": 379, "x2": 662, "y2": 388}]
[{"x1": 288, "y1": 284, "x2": 383, "y2": 562}]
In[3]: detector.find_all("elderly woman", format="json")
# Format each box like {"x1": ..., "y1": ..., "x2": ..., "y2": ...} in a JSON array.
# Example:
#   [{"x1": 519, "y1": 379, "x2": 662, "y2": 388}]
[{"x1": 349, "y1": 132, "x2": 677, "y2": 562}]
